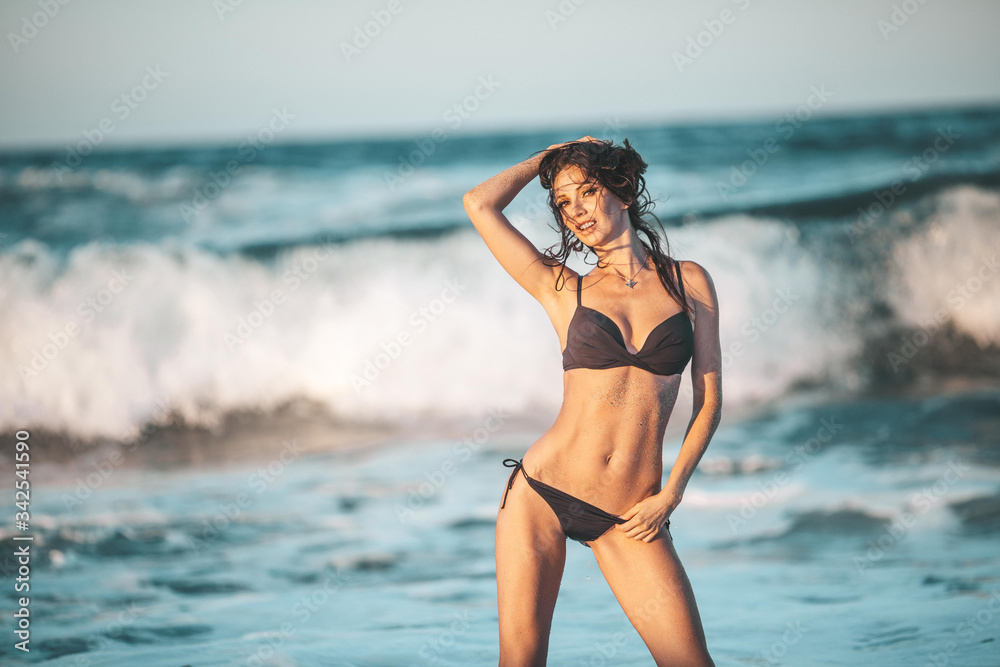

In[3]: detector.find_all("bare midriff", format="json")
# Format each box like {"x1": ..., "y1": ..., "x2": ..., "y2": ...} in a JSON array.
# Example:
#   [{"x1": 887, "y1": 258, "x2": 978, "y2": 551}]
[{"x1": 520, "y1": 366, "x2": 683, "y2": 514}]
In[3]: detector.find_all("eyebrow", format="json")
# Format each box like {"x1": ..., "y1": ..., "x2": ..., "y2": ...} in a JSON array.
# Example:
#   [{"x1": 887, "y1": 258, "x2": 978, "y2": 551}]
[{"x1": 554, "y1": 182, "x2": 593, "y2": 199}]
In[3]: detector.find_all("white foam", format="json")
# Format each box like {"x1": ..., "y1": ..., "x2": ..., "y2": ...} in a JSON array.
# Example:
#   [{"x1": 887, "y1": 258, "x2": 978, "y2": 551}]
[
  {"x1": 2, "y1": 191, "x2": 997, "y2": 441},
  {"x1": 887, "y1": 186, "x2": 1000, "y2": 348}
]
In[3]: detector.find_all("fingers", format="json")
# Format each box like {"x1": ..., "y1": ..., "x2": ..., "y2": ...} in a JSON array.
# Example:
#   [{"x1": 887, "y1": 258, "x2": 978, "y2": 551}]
[
  {"x1": 621, "y1": 518, "x2": 667, "y2": 541},
  {"x1": 622, "y1": 521, "x2": 654, "y2": 540},
  {"x1": 636, "y1": 525, "x2": 663, "y2": 542},
  {"x1": 619, "y1": 519, "x2": 641, "y2": 537},
  {"x1": 546, "y1": 136, "x2": 604, "y2": 152},
  {"x1": 627, "y1": 526, "x2": 655, "y2": 541}
]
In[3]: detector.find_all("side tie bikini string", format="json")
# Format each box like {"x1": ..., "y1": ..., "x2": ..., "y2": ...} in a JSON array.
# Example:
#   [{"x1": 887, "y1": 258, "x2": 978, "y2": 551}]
[{"x1": 501, "y1": 458, "x2": 524, "y2": 509}]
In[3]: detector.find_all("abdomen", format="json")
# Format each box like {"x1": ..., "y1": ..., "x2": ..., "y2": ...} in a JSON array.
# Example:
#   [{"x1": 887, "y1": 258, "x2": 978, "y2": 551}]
[{"x1": 523, "y1": 367, "x2": 682, "y2": 512}]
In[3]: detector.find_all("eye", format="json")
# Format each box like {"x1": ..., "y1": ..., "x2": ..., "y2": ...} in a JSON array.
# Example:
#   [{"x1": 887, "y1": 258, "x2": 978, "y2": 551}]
[
  {"x1": 556, "y1": 200, "x2": 568, "y2": 208},
  {"x1": 584, "y1": 188, "x2": 597, "y2": 196}
]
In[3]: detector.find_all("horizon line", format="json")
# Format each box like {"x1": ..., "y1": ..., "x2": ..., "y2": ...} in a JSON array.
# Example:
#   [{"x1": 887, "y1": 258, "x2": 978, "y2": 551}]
[{"x1": 1, "y1": 97, "x2": 998, "y2": 156}]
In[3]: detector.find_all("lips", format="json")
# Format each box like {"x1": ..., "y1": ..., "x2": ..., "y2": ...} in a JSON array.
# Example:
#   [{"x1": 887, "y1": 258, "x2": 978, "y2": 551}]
[{"x1": 577, "y1": 220, "x2": 596, "y2": 232}]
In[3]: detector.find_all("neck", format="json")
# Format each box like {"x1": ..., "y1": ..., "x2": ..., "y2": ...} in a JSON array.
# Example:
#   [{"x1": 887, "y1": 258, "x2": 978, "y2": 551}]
[{"x1": 595, "y1": 227, "x2": 647, "y2": 276}]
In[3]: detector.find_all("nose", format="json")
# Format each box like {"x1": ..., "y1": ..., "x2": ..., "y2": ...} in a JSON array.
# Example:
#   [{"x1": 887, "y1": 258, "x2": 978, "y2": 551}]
[{"x1": 567, "y1": 199, "x2": 587, "y2": 219}]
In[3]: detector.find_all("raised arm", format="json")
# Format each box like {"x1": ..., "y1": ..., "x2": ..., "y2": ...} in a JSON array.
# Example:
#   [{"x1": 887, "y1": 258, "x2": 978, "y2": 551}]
[{"x1": 462, "y1": 140, "x2": 591, "y2": 304}]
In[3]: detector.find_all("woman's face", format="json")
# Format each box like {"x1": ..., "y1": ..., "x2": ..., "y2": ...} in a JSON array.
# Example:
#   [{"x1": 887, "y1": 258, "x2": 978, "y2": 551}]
[{"x1": 551, "y1": 165, "x2": 629, "y2": 245}]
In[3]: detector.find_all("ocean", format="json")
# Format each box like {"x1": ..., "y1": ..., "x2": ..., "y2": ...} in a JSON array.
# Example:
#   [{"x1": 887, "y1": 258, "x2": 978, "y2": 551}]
[{"x1": 1, "y1": 104, "x2": 999, "y2": 665}]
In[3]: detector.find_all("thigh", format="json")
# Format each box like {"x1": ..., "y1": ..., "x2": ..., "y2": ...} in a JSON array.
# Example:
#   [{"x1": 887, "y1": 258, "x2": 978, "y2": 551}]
[
  {"x1": 589, "y1": 526, "x2": 714, "y2": 667},
  {"x1": 495, "y1": 469, "x2": 568, "y2": 666}
]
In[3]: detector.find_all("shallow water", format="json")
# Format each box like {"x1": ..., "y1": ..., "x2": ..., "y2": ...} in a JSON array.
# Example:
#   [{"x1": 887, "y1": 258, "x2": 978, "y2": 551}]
[{"x1": 3, "y1": 387, "x2": 998, "y2": 666}]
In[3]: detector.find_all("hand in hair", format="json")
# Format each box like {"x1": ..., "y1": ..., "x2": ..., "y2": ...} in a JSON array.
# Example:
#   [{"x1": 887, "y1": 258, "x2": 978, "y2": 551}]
[{"x1": 545, "y1": 136, "x2": 601, "y2": 152}]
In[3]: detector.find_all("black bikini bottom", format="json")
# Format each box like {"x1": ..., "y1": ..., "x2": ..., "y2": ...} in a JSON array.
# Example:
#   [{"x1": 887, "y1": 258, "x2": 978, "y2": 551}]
[{"x1": 501, "y1": 458, "x2": 670, "y2": 547}]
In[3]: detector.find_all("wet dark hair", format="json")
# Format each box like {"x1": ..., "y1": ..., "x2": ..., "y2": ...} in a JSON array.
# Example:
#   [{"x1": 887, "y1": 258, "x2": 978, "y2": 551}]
[{"x1": 536, "y1": 138, "x2": 691, "y2": 318}]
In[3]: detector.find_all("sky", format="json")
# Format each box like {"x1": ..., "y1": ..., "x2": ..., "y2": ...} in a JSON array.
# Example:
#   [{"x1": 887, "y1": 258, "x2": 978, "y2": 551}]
[{"x1": 1, "y1": 0, "x2": 999, "y2": 149}]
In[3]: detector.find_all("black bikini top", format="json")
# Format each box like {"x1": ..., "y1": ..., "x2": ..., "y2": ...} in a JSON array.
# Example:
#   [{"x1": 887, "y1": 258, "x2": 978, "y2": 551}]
[{"x1": 562, "y1": 259, "x2": 694, "y2": 377}]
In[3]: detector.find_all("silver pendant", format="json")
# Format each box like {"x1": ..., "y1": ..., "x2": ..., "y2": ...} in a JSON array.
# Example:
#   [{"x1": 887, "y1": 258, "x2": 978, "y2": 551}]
[{"x1": 625, "y1": 279, "x2": 637, "y2": 288}]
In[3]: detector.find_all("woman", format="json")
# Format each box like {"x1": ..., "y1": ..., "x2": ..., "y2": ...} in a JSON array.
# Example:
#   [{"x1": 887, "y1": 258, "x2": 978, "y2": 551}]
[{"x1": 463, "y1": 137, "x2": 721, "y2": 667}]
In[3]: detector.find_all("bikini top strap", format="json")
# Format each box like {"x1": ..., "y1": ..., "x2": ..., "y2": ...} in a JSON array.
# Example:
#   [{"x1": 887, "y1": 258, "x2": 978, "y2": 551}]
[
  {"x1": 577, "y1": 274, "x2": 583, "y2": 306},
  {"x1": 673, "y1": 259, "x2": 687, "y2": 303}
]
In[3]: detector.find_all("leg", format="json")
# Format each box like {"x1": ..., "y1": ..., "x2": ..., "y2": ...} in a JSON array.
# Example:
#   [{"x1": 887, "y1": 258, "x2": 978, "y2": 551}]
[
  {"x1": 589, "y1": 525, "x2": 714, "y2": 667},
  {"x1": 495, "y1": 468, "x2": 568, "y2": 666}
]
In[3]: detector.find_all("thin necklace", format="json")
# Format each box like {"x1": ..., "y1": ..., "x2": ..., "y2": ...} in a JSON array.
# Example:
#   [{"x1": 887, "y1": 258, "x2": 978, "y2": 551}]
[{"x1": 605, "y1": 254, "x2": 648, "y2": 288}]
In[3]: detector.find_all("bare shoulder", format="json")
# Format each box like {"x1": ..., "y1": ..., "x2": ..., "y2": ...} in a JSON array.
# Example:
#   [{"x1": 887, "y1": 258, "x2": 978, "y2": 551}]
[
  {"x1": 541, "y1": 265, "x2": 584, "y2": 314},
  {"x1": 676, "y1": 259, "x2": 719, "y2": 312},
  {"x1": 678, "y1": 260, "x2": 723, "y2": 394}
]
